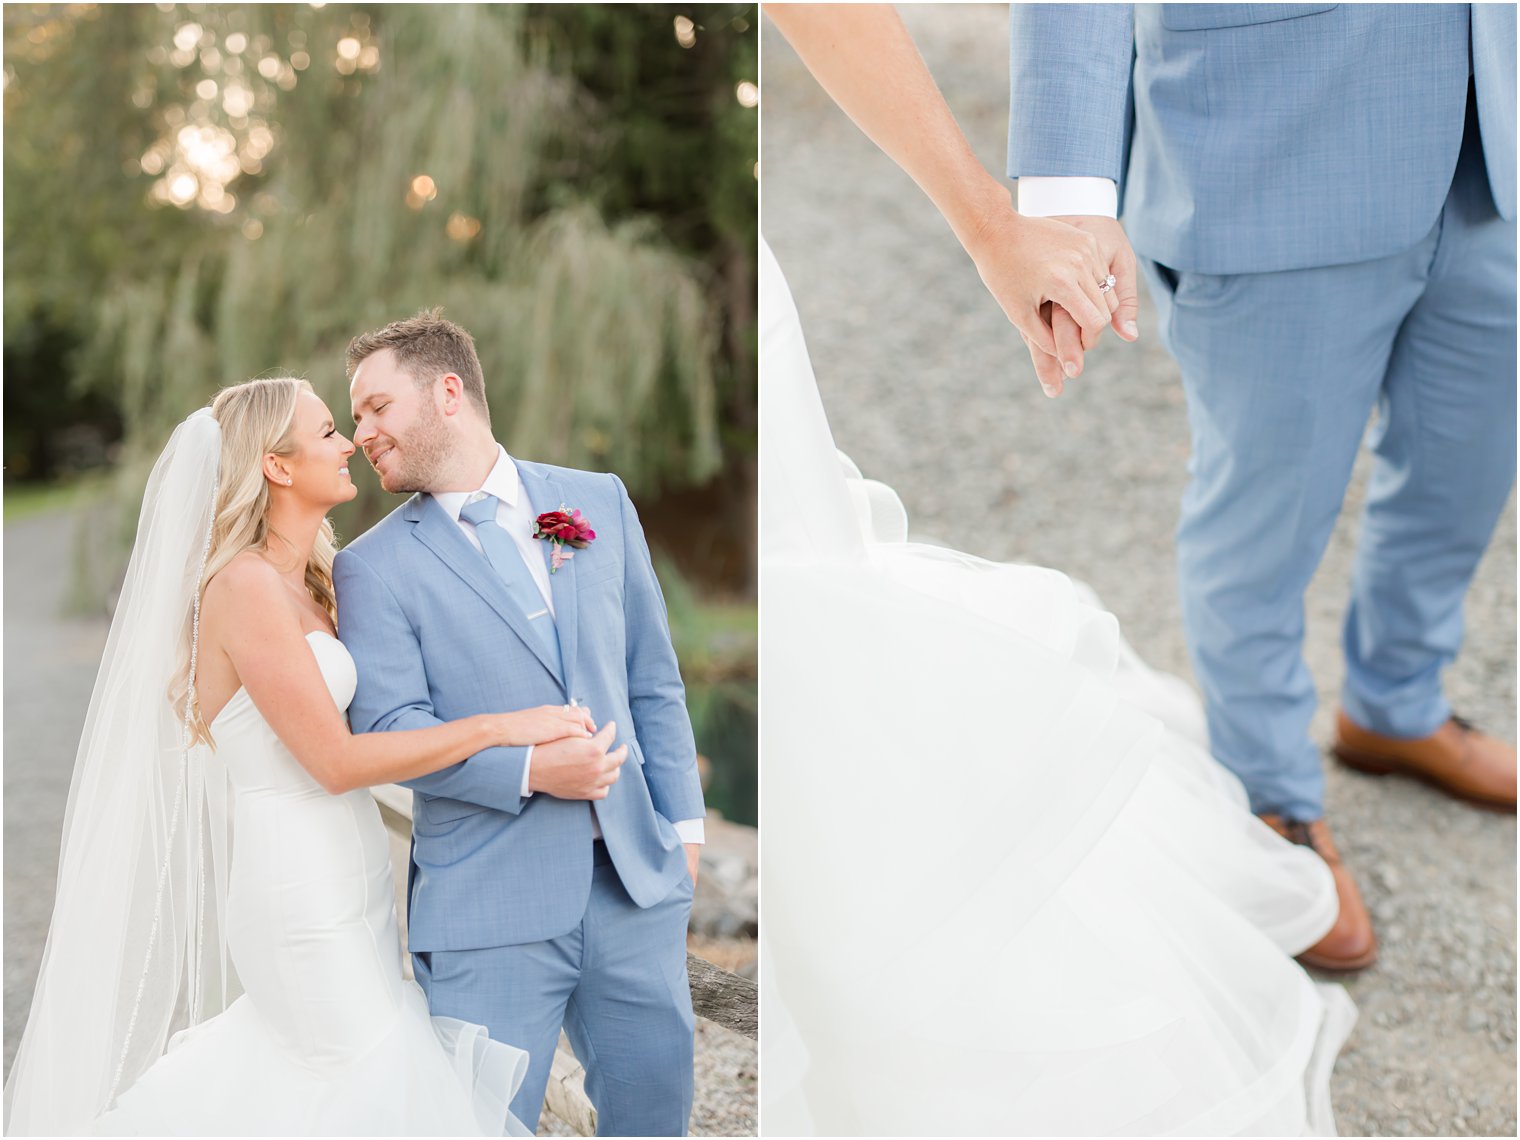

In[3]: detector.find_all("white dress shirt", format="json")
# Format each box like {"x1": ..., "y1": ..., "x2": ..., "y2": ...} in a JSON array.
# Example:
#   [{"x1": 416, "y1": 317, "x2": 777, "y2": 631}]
[
  {"x1": 435, "y1": 446, "x2": 704, "y2": 844},
  {"x1": 1016, "y1": 176, "x2": 1120, "y2": 219}
]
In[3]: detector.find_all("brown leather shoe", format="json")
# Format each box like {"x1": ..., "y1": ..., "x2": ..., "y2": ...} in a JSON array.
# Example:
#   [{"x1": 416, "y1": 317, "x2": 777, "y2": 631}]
[
  {"x1": 1257, "y1": 814, "x2": 1378, "y2": 972},
  {"x1": 1333, "y1": 710, "x2": 1517, "y2": 812}
]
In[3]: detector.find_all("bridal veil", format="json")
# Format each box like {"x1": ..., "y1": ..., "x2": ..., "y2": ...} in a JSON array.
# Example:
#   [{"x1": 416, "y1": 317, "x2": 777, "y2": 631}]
[{"x1": 4, "y1": 409, "x2": 238, "y2": 1135}]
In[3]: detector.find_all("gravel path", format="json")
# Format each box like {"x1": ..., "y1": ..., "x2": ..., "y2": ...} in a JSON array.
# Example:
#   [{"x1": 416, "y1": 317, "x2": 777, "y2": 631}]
[
  {"x1": 3, "y1": 506, "x2": 105, "y2": 1079},
  {"x1": 2, "y1": 504, "x2": 756, "y2": 1135},
  {"x1": 761, "y1": 6, "x2": 1516, "y2": 1136}
]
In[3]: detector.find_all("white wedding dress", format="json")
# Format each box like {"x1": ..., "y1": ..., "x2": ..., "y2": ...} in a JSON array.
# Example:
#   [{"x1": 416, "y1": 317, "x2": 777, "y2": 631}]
[
  {"x1": 758, "y1": 239, "x2": 1357, "y2": 1136},
  {"x1": 90, "y1": 631, "x2": 529, "y2": 1136}
]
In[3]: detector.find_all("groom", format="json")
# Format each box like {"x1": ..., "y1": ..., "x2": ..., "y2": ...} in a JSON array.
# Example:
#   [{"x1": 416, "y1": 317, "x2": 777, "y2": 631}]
[
  {"x1": 1010, "y1": 4, "x2": 1516, "y2": 969},
  {"x1": 333, "y1": 310, "x2": 705, "y2": 1135}
]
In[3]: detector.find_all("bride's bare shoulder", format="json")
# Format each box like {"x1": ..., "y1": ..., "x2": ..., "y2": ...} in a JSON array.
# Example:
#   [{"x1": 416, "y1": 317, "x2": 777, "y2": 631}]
[{"x1": 203, "y1": 551, "x2": 287, "y2": 622}]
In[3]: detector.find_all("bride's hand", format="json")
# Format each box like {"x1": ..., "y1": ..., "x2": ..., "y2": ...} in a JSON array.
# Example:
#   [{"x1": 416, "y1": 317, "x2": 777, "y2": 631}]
[
  {"x1": 963, "y1": 208, "x2": 1117, "y2": 394},
  {"x1": 493, "y1": 705, "x2": 596, "y2": 747}
]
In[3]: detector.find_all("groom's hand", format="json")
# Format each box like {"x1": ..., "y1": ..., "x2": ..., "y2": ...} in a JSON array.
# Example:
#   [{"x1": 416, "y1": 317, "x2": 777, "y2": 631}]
[
  {"x1": 529, "y1": 721, "x2": 626, "y2": 800},
  {"x1": 684, "y1": 843, "x2": 701, "y2": 887}
]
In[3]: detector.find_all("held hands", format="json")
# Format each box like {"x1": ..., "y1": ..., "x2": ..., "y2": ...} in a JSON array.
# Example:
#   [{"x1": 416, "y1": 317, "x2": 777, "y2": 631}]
[
  {"x1": 528, "y1": 721, "x2": 627, "y2": 801},
  {"x1": 1015, "y1": 215, "x2": 1139, "y2": 398},
  {"x1": 966, "y1": 208, "x2": 1111, "y2": 359},
  {"x1": 968, "y1": 208, "x2": 1139, "y2": 398},
  {"x1": 1054, "y1": 215, "x2": 1139, "y2": 342},
  {"x1": 497, "y1": 704, "x2": 596, "y2": 747}
]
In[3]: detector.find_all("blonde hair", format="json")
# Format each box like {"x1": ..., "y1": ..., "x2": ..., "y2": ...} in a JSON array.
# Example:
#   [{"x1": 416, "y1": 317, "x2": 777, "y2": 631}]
[{"x1": 172, "y1": 377, "x2": 339, "y2": 746}]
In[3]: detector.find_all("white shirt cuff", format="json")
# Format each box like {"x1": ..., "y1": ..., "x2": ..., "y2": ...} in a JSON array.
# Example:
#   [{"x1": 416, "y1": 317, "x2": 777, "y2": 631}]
[
  {"x1": 520, "y1": 744, "x2": 533, "y2": 799},
  {"x1": 672, "y1": 818, "x2": 705, "y2": 844},
  {"x1": 1017, "y1": 176, "x2": 1118, "y2": 219}
]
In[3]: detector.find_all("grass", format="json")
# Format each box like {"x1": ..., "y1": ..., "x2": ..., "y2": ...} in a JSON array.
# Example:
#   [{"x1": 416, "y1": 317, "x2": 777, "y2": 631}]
[
  {"x1": 3, "y1": 475, "x2": 106, "y2": 524},
  {"x1": 656, "y1": 553, "x2": 757, "y2": 682}
]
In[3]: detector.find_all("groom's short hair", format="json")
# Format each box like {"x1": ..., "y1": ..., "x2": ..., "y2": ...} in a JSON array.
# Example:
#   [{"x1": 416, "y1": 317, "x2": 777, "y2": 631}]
[{"x1": 346, "y1": 308, "x2": 490, "y2": 419}]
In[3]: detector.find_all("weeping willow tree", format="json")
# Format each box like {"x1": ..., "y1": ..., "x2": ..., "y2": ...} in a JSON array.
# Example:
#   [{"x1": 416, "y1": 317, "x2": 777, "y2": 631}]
[{"x1": 6, "y1": 1, "x2": 755, "y2": 573}]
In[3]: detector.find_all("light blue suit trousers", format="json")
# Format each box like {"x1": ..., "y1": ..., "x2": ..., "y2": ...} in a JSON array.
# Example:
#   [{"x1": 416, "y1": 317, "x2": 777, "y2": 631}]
[
  {"x1": 1010, "y1": 5, "x2": 1517, "y2": 818},
  {"x1": 1144, "y1": 99, "x2": 1516, "y2": 818}
]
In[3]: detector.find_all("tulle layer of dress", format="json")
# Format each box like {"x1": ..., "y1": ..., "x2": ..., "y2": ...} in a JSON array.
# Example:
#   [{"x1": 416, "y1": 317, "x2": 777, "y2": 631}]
[
  {"x1": 758, "y1": 239, "x2": 1356, "y2": 1135},
  {"x1": 95, "y1": 985, "x2": 528, "y2": 1137}
]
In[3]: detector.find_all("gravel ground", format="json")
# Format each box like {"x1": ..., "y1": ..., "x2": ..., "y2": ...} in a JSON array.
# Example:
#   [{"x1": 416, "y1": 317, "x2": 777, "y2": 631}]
[
  {"x1": 3, "y1": 505, "x2": 107, "y2": 1080},
  {"x1": 533, "y1": 1021, "x2": 757, "y2": 1138},
  {"x1": 761, "y1": 6, "x2": 1516, "y2": 1136}
]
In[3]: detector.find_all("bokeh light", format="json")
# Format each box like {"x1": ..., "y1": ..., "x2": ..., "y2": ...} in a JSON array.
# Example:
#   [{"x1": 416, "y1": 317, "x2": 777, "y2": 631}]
[
  {"x1": 406, "y1": 173, "x2": 438, "y2": 210},
  {"x1": 111, "y1": 7, "x2": 383, "y2": 220},
  {"x1": 446, "y1": 212, "x2": 482, "y2": 242}
]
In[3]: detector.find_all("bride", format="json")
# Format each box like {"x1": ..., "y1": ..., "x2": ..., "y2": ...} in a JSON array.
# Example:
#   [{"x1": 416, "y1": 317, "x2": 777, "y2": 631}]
[
  {"x1": 761, "y1": 6, "x2": 1357, "y2": 1135},
  {"x1": 3, "y1": 377, "x2": 604, "y2": 1135}
]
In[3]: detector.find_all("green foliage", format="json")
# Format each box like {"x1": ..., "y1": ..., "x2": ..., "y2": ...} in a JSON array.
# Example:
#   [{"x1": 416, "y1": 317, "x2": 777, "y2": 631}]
[
  {"x1": 5, "y1": 4, "x2": 757, "y2": 518},
  {"x1": 655, "y1": 553, "x2": 757, "y2": 825}
]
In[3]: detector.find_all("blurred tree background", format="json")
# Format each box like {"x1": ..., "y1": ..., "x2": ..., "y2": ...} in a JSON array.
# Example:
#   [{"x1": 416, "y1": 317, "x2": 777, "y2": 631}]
[{"x1": 4, "y1": 2, "x2": 756, "y2": 824}]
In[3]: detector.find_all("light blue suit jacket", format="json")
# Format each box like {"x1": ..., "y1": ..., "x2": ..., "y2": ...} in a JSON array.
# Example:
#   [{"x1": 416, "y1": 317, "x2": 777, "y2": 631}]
[
  {"x1": 333, "y1": 459, "x2": 704, "y2": 951},
  {"x1": 1009, "y1": 4, "x2": 1516, "y2": 274}
]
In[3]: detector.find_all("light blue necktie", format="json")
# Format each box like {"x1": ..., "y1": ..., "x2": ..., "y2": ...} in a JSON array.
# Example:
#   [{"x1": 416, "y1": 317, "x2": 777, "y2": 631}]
[{"x1": 460, "y1": 492, "x2": 564, "y2": 679}]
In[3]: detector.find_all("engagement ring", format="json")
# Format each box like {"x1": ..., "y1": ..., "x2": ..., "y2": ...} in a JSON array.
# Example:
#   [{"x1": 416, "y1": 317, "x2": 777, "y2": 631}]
[{"x1": 1097, "y1": 274, "x2": 1117, "y2": 294}]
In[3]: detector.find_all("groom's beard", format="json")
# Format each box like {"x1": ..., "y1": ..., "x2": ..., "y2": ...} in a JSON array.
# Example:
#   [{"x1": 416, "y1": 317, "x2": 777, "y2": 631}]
[{"x1": 370, "y1": 403, "x2": 451, "y2": 494}]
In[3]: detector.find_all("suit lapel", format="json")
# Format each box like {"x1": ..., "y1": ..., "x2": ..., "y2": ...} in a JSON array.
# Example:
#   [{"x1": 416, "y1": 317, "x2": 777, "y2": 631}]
[
  {"x1": 406, "y1": 494, "x2": 564, "y2": 683},
  {"x1": 520, "y1": 466, "x2": 580, "y2": 697}
]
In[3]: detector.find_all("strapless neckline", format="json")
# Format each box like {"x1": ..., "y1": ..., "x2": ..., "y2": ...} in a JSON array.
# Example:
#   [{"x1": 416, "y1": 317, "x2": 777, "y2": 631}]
[{"x1": 208, "y1": 629, "x2": 342, "y2": 730}]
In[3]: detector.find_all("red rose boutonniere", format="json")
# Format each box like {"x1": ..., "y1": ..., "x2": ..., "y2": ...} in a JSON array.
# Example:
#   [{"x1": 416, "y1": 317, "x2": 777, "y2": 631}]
[{"x1": 533, "y1": 505, "x2": 596, "y2": 573}]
